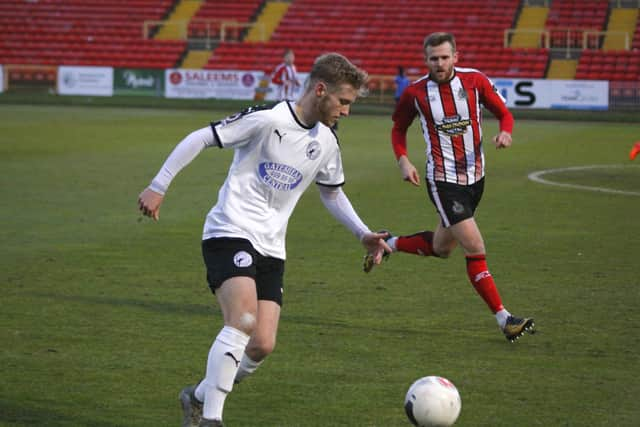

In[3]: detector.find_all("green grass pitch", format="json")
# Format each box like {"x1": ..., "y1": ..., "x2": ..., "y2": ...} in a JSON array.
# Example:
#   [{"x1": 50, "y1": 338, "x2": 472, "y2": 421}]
[{"x1": 1, "y1": 103, "x2": 639, "y2": 426}]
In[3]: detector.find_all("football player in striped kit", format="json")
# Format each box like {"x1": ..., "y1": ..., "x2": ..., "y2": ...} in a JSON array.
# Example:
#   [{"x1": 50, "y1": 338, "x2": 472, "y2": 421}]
[
  {"x1": 364, "y1": 32, "x2": 535, "y2": 343},
  {"x1": 271, "y1": 48, "x2": 301, "y2": 101}
]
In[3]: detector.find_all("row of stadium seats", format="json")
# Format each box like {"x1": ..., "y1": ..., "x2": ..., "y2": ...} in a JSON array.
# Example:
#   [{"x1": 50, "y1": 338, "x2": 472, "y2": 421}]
[
  {"x1": 546, "y1": 4, "x2": 608, "y2": 30},
  {"x1": 0, "y1": 0, "x2": 638, "y2": 82},
  {"x1": 0, "y1": 0, "x2": 185, "y2": 69},
  {"x1": 187, "y1": 0, "x2": 262, "y2": 39},
  {"x1": 575, "y1": 50, "x2": 640, "y2": 81},
  {"x1": 544, "y1": 0, "x2": 610, "y2": 48},
  {"x1": 204, "y1": 0, "x2": 537, "y2": 77}
]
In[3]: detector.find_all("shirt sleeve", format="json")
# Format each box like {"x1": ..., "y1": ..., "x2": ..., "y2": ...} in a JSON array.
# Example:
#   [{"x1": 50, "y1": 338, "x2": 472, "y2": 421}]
[
  {"x1": 149, "y1": 126, "x2": 213, "y2": 195},
  {"x1": 318, "y1": 186, "x2": 370, "y2": 241},
  {"x1": 272, "y1": 64, "x2": 284, "y2": 85},
  {"x1": 391, "y1": 86, "x2": 418, "y2": 160},
  {"x1": 211, "y1": 109, "x2": 267, "y2": 149},
  {"x1": 315, "y1": 139, "x2": 345, "y2": 187},
  {"x1": 479, "y1": 75, "x2": 514, "y2": 134}
]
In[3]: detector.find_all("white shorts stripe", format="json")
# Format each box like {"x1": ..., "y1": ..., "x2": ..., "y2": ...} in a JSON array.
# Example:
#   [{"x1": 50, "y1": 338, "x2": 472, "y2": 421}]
[{"x1": 427, "y1": 180, "x2": 451, "y2": 227}]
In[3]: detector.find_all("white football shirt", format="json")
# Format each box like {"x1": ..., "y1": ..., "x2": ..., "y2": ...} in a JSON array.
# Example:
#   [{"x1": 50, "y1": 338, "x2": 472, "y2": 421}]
[{"x1": 203, "y1": 101, "x2": 344, "y2": 259}]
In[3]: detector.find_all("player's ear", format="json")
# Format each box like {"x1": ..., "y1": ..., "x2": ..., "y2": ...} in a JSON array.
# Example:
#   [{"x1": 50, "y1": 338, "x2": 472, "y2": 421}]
[
  {"x1": 453, "y1": 51, "x2": 459, "y2": 64},
  {"x1": 314, "y1": 81, "x2": 327, "y2": 97}
]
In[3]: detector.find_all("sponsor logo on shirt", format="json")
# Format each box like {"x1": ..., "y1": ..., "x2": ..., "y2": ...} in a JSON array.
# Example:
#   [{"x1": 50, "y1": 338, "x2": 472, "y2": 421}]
[
  {"x1": 436, "y1": 115, "x2": 471, "y2": 136},
  {"x1": 258, "y1": 162, "x2": 303, "y2": 191}
]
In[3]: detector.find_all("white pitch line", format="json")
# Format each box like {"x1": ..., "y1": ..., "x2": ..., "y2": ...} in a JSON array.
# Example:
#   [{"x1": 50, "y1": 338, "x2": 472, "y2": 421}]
[{"x1": 527, "y1": 164, "x2": 640, "y2": 196}]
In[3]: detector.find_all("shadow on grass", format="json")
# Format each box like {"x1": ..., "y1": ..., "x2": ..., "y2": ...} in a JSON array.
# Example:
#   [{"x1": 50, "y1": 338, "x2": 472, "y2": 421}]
[
  {"x1": 0, "y1": 398, "x2": 118, "y2": 427},
  {"x1": 26, "y1": 291, "x2": 439, "y2": 338},
  {"x1": 28, "y1": 291, "x2": 215, "y2": 317}
]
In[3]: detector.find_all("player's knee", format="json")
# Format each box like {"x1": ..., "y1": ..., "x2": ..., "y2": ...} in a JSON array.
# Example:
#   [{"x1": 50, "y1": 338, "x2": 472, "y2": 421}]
[
  {"x1": 253, "y1": 335, "x2": 277, "y2": 358},
  {"x1": 235, "y1": 312, "x2": 257, "y2": 335},
  {"x1": 433, "y1": 244, "x2": 452, "y2": 258}
]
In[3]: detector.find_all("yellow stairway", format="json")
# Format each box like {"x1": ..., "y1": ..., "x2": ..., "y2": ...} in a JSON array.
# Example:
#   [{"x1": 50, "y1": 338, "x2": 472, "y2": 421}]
[
  {"x1": 546, "y1": 59, "x2": 578, "y2": 79},
  {"x1": 603, "y1": 8, "x2": 638, "y2": 50},
  {"x1": 155, "y1": 0, "x2": 203, "y2": 40},
  {"x1": 245, "y1": 1, "x2": 290, "y2": 42},
  {"x1": 510, "y1": 6, "x2": 549, "y2": 48},
  {"x1": 181, "y1": 50, "x2": 212, "y2": 69}
]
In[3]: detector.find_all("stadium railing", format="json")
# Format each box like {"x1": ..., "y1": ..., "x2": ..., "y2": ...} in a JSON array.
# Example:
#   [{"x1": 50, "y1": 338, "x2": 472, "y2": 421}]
[{"x1": 142, "y1": 19, "x2": 265, "y2": 46}]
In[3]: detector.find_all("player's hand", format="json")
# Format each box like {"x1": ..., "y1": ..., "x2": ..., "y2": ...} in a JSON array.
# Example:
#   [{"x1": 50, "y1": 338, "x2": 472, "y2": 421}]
[
  {"x1": 361, "y1": 231, "x2": 392, "y2": 265},
  {"x1": 492, "y1": 131, "x2": 512, "y2": 149},
  {"x1": 138, "y1": 187, "x2": 164, "y2": 221},
  {"x1": 398, "y1": 156, "x2": 421, "y2": 186}
]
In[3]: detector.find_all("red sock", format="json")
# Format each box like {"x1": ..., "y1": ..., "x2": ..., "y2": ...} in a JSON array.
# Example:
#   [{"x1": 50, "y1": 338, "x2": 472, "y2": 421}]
[
  {"x1": 395, "y1": 231, "x2": 436, "y2": 256},
  {"x1": 465, "y1": 255, "x2": 504, "y2": 314}
]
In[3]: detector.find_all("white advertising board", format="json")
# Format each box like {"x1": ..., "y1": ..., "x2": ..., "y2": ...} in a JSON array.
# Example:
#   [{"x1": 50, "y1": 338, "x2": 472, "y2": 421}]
[
  {"x1": 493, "y1": 78, "x2": 608, "y2": 110},
  {"x1": 58, "y1": 66, "x2": 114, "y2": 96},
  {"x1": 165, "y1": 69, "x2": 310, "y2": 101},
  {"x1": 165, "y1": 69, "x2": 264, "y2": 99},
  {"x1": 0, "y1": 65, "x2": 4, "y2": 93}
]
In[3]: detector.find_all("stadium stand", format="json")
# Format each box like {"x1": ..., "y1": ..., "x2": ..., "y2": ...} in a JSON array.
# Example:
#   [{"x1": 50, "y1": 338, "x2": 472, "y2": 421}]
[
  {"x1": 634, "y1": 13, "x2": 640, "y2": 50},
  {"x1": 545, "y1": 0, "x2": 609, "y2": 49},
  {"x1": 188, "y1": 0, "x2": 263, "y2": 40},
  {"x1": 0, "y1": 0, "x2": 185, "y2": 69},
  {"x1": 0, "y1": 0, "x2": 637, "y2": 84},
  {"x1": 203, "y1": 0, "x2": 549, "y2": 80},
  {"x1": 575, "y1": 50, "x2": 640, "y2": 81}
]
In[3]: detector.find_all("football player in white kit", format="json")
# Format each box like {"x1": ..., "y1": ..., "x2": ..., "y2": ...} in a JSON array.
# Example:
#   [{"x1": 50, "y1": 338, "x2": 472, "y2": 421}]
[{"x1": 138, "y1": 53, "x2": 391, "y2": 427}]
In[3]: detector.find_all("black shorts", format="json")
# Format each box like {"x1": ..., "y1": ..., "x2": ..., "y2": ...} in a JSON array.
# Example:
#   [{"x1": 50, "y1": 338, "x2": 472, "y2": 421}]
[
  {"x1": 426, "y1": 178, "x2": 485, "y2": 227},
  {"x1": 201, "y1": 237, "x2": 285, "y2": 306}
]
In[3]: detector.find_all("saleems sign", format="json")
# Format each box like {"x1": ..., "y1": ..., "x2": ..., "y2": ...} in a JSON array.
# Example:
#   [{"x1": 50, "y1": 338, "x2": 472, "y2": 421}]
[
  {"x1": 114, "y1": 68, "x2": 163, "y2": 96},
  {"x1": 165, "y1": 69, "x2": 264, "y2": 99}
]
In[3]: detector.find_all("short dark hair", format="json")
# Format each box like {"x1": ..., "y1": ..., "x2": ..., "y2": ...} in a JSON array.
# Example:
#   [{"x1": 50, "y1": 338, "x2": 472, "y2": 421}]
[
  {"x1": 308, "y1": 53, "x2": 368, "y2": 95},
  {"x1": 423, "y1": 32, "x2": 457, "y2": 52}
]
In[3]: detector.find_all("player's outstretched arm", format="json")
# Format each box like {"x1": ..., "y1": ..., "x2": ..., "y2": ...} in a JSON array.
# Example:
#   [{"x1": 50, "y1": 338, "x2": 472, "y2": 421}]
[
  {"x1": 398, "y1": 155, "x2": 421, "y2": 186},
  {"x1": 318, "y1": 186, "x2": 391, "y2": 259},
  {"x1": 137, "y1": 126, "x2": 213, "y2": 221}
]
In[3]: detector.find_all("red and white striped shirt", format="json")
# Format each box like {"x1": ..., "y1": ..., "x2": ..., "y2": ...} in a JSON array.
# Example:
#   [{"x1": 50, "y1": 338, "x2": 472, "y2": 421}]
[
  {"x1": 272, "y1": 62, "x2": 298, "y2": 101},
  {"x1": 391, "y1": 67, "x2": 514, "y2": 185}
]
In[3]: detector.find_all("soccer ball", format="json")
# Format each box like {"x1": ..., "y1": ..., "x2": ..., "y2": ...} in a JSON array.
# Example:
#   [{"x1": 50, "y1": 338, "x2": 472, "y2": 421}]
[{"x1": 404, "y1": 376, "x2": 461, "y2": 426}]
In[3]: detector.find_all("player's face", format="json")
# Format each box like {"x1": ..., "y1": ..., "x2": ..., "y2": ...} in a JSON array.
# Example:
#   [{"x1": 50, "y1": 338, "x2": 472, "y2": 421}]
[
  {"x1": 285, "y1": 52, "x2": 295, "y2": 65},
  {"x1": 317, "y1": 82, "x2": 357, "y2": 127},
  {"x1": 425, "y1": 42, "x2": 458, "y2": 83}
]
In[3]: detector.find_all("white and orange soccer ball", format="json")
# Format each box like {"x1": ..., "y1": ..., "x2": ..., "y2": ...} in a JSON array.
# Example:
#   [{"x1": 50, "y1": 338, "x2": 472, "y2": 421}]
[{"x1": 404, "y1": 376, "x2": 462, "y2": 427}]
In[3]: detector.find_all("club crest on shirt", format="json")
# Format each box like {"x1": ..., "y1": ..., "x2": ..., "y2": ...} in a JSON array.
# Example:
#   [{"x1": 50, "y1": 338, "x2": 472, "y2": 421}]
[
  {"x1": 457, "y1": 87, "x2": 467, "y2": 100},
  {"x1": 258, "y1": 162, "x2": 303, "y2": 191},
  {"x1": 306, "y1": 141, "x2": 321, "y2": 160}
]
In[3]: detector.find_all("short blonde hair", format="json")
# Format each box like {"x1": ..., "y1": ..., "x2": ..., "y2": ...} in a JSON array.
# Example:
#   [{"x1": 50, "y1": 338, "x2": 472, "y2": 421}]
[{"x1": 308, "y1": 53, "x2": 368, "y2": 95}]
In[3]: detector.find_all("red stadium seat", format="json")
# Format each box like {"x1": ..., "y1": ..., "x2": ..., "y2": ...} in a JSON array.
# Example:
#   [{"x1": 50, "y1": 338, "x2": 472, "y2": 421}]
[{"x1": 0, "y1": 0, "x2": 185, "y2": 69}]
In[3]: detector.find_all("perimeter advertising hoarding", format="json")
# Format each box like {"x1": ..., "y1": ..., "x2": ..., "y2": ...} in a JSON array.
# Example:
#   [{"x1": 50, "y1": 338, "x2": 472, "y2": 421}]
[
  {"x1": 0, "y1": 65, "x2": 4, "y2": 93},
  {"x1": 493, "y1": 78, "x2": 609, "y2": 110},
  {"x1": 165, "y1": 69, "x2": 264, "y2": 99},
  {"x1": 58, "y1": 66, "x2": 114, "y2": 96},
  {"x1": 165, "y1": 69, "x2": 309, "y2": 101},
  {"x1": 114, "y1": 68, "x2": 164, "y2": 96}
]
